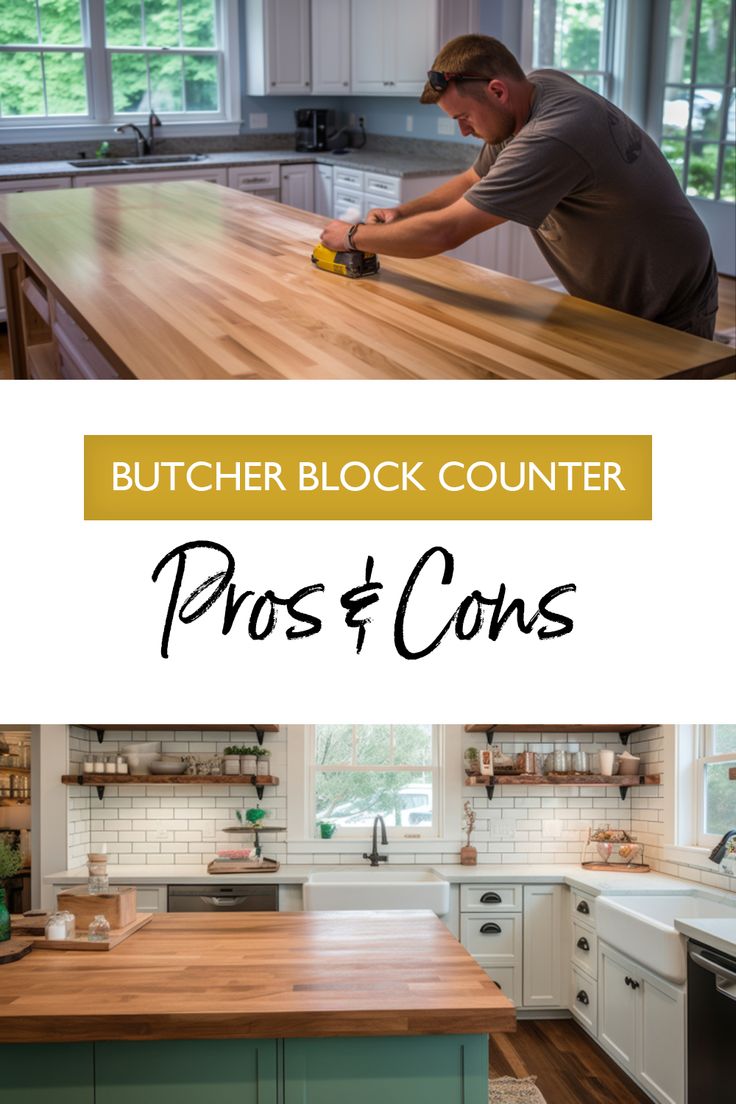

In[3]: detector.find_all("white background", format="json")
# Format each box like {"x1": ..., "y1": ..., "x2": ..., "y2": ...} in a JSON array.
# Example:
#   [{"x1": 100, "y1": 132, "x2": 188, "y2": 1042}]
[{"x1": 0, "y1": 380, "x2": 733, "y2": 721}]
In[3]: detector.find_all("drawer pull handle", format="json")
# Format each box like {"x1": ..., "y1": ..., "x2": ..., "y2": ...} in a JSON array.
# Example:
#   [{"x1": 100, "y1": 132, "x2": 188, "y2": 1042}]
[
  {"x1": 480, "y1": 892, "x2": 502, "y2": 904},
  {"x1": 480, "y1": 922, "x2": 502, "y2": 935},
  {"x1": 625, "y1": 976, "x2": 640, "y2": 990},
  {"x1": 576, "y1": 900, "x2": 590, "y2": 915},
  {"x1": 577, "y1": 937, "x2": 590, "y2": 952},
  {"x1": 576, "y1": 990, "x2": 589, "y2": 1006}
]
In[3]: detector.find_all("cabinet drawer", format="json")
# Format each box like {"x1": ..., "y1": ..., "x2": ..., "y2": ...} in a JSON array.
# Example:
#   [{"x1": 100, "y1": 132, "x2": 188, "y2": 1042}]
[
  {"x1": 228, "y1": 164, "x2": 280, "y2": 191},
  {"x1": 572, "y1": 920, "x2": 598, "y2": 978},
  {"x1": 483, "y1": 966, "x2": 521, "y2": 1008},
  {"x1": 0, "y1": 176, "x2": 71, "y2": 193},
  {"x1": 364, "y1": 172, "x2": 400, "y2": 200},
  {"x1": 461, "y1": 913, "x2": 521, "y2": 966},
  {"x1": 571, "y1": 965, "x2": 598, "y2": 1036},
  {"x1": 54, "y1": 303, "x2": 119, "y2": 380},
  {"x1": 333, "y1": 188, "x2": 364, "y2": 220},
  {"x1": 461, "y1": 885, "x2": 523, "y2": 912},
  {"x1": 571, "y1": 889, "x2": 596, "y2": 928},
  {"x1": 333, "y1": 167, "x2": 364, "y2": 191}
]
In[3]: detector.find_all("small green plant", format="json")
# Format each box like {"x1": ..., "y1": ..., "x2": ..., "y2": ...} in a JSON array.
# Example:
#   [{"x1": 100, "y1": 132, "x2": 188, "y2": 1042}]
[{"x1": 0, "y1": 837, "x2": 22, "y2": 881}]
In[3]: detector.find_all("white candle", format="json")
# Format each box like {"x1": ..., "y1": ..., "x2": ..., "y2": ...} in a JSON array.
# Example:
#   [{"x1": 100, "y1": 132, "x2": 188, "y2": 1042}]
[
  {"x1": 46, "y1": 919, "x2": 67, "y2": 941},
  {"x1": 83, "y1": 760, "x2": 94, "y2": 773}
]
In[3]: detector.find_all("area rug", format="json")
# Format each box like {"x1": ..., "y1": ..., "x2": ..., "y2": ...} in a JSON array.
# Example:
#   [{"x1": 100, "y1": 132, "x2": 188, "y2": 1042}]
[{"x1": 489, "y1": 1076, "x2": 547, "y2": 1103}]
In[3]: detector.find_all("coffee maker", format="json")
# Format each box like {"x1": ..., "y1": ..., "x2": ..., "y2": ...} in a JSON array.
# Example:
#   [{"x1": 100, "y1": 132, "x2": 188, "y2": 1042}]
[{"x1": 295, "y1": 108, "x2": 335, "y2": 151}]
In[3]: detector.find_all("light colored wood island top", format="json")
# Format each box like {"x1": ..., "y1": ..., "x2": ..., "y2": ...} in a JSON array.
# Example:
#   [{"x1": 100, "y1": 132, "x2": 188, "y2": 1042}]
[
  {"x1": 0, "y1": 911, "x2": 515, "y2": 1043},
  {"x1": 0, "y1": 180, "x2": 732, "y2": 380}
]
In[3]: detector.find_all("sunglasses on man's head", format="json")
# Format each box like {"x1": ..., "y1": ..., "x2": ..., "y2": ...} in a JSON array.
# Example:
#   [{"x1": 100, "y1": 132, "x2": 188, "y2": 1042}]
[{"x1": 426, "y1": 71, "x2": 490, "y2": 92}]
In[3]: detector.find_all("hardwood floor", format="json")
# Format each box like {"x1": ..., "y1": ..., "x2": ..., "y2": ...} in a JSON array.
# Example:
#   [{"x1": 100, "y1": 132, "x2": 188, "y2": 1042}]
[
  {"x1": 490, "y1": 1019, "x2": 652, "y2": 1104},
  {"x1": 0, "y1": 277, "x2": 733, "y2": 383}
]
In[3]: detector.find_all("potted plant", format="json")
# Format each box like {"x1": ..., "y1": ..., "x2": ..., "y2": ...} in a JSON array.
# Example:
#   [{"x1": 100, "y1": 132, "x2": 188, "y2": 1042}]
[
  {"x1": 460, "y1": 801, "x2": 477, "y2": 866},
  {"x1": 0, "y1": 836, "x2": 22, "y2": 942},
  {"x1": 464, "y1": 747, "x2": 480, "y2": 776},
  {"x1": 254, "y1": 747, "x2": 271, "y2": 777},
  {"x1": 240, "y1": 746, "x2": 258, "y2": 775},
  {"x1": 223, "y1": 746, "x2": 242, "y2": 775}
]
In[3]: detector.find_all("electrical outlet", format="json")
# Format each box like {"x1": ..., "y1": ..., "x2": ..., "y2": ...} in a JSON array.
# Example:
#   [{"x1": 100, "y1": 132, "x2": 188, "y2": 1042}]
[
  {"x1": 406, "y1": 114, "x2": 414, "y2": 132},
  {"x1": 489, "y1": 820, "x2": 516, "y2": 841},
  {"x1": 249, "y1": 112, "x2": 268, "y2": 129},
  {"x1": 437, "y1": 116, "x2": 454, "y2": 135}
]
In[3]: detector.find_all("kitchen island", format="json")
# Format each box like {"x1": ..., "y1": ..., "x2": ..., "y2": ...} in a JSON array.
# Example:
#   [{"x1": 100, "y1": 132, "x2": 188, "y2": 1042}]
[
  {"x1": 1, "y1": 180, "x2": 732, "y2": 380},
  {"x1": 0, "y1": 910, "x2": 514, "y2": 1104}
]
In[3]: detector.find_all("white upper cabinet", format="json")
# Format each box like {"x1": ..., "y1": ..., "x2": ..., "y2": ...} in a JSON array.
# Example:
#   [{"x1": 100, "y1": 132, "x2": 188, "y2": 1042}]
[
  {"x1": 246, "y1": 0, "x2": 312, "y2": 96},
  {"x1": 351, "y1": 0, "x2": 439, "y2": 96},
  {"x1": 312, "y1": 0, "x2": 351, "y2": 94}
]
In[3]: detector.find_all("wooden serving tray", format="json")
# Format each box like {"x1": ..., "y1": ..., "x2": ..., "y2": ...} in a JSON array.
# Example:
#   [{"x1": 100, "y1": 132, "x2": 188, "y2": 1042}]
[
  {"x1": 207, "y1": 858, "x2": 280, "y2": 875},
  {"x1": 30, "y1": 912, "x2": 153, "y2": 951},
  {"x1": 0, "y1": 937, "x2": 33, "y2": 965},
  {"x1": 581, "y1": 862, "x2": 651, "y2": 872}
]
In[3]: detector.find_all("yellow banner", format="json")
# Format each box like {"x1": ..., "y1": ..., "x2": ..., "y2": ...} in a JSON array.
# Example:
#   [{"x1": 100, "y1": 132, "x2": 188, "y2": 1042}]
[{"x1": 84, "y1": 435, "x2": 651, "y2": 521}]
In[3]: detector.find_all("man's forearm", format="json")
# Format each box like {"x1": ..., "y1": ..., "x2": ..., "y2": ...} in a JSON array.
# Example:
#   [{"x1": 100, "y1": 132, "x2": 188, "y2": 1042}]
[
  {"x1": 392, "y1": 166, "x2": 480, "y2": 219},
  {"x1": 351, "y1": 209, "x2": 467, "y2": 258}
]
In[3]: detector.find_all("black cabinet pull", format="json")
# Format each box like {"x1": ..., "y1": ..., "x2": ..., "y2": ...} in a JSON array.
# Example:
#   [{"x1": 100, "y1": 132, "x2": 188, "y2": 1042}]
[
  {"x1": 480, "y1": 892, "x2": 502, "y2": 904},
  {"x1": 577, "y1": 937, "x2": 590, "y2": 951},
  {"x1": 480, "y1": 922, "x2": 502, "y2": 935},
  {"x1": 630, "y1": 979, "x2": 640, "y2": 990},
  {"x1": 576, "y1": 990, "x2": 589, "y2": 1006},
  {"x1": 576, "y1": 900, "x2": 590, "y2": 915},
  {"x1": 625, "y1": 976, "x2": 631, "y2": 986}
]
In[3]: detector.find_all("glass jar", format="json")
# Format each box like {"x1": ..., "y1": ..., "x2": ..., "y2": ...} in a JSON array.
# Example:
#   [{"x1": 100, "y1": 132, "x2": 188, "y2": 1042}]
[
  {"x1": 552, "y1": 749, "x2": 568, "y2": 772},
  {"x1": 88, "y1": 915, "x2": 111, "y2": 942},
  {"x1": 58, "y1": 910, "x2": 76, "y2": 939},
  {"x1": 45, "y1": 912, "x2": 69, "y2": 941},
  {"x1": 572, "y1": 751, "x2": 589, "y2": 773}
]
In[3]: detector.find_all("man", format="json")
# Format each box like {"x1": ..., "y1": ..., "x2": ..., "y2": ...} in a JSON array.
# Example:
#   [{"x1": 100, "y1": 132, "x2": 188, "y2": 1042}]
[{"x1": 320, "y1": 35, "x2": 718, "y2": 338}]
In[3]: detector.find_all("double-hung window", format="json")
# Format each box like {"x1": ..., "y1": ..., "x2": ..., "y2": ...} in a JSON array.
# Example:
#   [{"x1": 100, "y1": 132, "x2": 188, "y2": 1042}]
[
  {"x1": 310, "y1": 725, "x2": 440, "y2": 840},
  {"x1": 0, "y1": 1, "x2": 238, "y2": 130},
  {"x1": 527, "y1": 0, "x2": 614, "y2": 96},
  {"x1": 696, "y1": 724, "x2": 736, "y2": 846}
]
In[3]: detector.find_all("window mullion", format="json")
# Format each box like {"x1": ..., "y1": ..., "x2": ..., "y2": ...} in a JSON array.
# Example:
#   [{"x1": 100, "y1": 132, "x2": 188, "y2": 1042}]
[{"x1": 87, "y1": 0, "x2": 111, "y2": 125}]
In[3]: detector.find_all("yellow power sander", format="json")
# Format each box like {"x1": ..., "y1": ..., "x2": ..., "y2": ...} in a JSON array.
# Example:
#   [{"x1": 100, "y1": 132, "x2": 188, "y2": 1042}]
[{"x1": 311, "y1": 241, "x2": 380, "y2": 278}]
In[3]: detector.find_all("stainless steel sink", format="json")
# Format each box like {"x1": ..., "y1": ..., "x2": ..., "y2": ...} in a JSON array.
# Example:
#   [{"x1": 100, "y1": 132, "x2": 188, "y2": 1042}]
[{"x1": 69, "y1": 154, "x2": 208, "y2": 169}]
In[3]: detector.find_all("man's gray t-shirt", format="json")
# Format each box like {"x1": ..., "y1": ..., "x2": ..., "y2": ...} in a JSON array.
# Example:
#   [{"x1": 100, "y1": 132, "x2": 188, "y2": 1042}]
[{"x1": 466, "y1": 70, "x2": 717, "y2": 334}]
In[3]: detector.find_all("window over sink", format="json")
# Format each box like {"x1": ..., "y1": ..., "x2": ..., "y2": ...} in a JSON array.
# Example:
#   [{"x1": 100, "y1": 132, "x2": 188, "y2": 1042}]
[{"x1": 0, "y1": 0, "x2": 239, "y2": 133}]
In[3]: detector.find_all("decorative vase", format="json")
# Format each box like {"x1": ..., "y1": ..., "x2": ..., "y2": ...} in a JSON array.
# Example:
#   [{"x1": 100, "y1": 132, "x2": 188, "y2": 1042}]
[
  {"x1": 241, "y1": 754, "x2": 257, "y2": 775},
  {"x1": 460, "y1": 845, "x2": 478, "y2": 866},
  {"x1": 256, "y1": 756, "x2": 271, "y2": 777},
  {"x1": 0, "y1": 886, "x2": 10, "y2": 942}
]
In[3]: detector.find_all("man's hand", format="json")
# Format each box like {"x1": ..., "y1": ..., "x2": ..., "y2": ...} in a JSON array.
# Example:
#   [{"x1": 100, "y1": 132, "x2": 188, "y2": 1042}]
[
  {"x1": 365, "y1": 206, "x2": 402, "y2": 224},
  {"x1": 320, "y1": 219, "x2": 352, "y2": 252}
]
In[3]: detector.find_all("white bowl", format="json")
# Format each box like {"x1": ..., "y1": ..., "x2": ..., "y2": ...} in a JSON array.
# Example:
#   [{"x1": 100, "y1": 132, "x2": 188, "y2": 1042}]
[
  {"x1": 121, "y1": 742, "x2": 161, "y2": 775},
  {"x1": 149, "y1": 758, "x2": 186, "y2": 775}
]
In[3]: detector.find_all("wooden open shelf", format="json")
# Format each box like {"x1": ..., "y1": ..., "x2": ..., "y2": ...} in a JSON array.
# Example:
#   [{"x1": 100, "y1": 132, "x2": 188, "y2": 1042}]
[
  {"x1": 466, "y1": 773, "x2": 661, "y2": 802},
  {"x1": 0, "y1": 766, "x2": 30, "y2": 776},
  {"x1": 74, "y1": 724, "x2": 279, "y2": 746},
  {"x1": 62, "y1": 773, "x2": 280, "y2": 800},
  {"x1": 730, "y1": 767, "x2": 736, "y2": 781},
  {"x1": 464, "y1": 725, "x2": 657, "y2": 746}
]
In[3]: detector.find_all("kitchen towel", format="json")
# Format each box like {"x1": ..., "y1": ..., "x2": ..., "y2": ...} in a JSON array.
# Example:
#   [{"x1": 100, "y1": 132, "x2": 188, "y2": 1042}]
[{"x1": 489, "y1": 1077, "x2": 546, "y2": 1104}]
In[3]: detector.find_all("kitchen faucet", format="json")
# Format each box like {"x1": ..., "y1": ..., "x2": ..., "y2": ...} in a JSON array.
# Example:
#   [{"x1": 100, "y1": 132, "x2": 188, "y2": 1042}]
[
  {"x1": 114, "y1": 111, "x2": 161, "y2": 157},
  {"x1": 708, "y1": 829, "x2": 736, "y2": 865},
  {"x1": 363, "y1": 815, "x2": 388, "y2": 866}
]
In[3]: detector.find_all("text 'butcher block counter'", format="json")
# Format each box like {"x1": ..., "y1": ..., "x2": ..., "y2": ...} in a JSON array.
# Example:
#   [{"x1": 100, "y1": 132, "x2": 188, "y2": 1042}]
[
  {"x1": 0, "y1": 180, "x2": 731, "y2": 380},
  {"x1": 0, "y1": 911, "x2": 516, "y2": 1043}
]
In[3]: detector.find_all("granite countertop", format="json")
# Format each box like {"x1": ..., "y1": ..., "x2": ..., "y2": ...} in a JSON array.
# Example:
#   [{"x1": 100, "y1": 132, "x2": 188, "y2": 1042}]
[
  {"x1": 0, "y1": 147, "x2": 474, "y2": 183},
  {"x1": 46, "y1": 862, "x2": 732, "y2": 899}
]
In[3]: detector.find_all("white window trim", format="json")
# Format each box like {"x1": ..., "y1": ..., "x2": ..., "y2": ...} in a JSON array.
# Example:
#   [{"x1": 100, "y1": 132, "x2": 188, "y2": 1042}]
[
  {"x1": 1, "y1": 0, "x2": 241, "y2": 144},
  {"x1": 663, "y1": 724, "x2": 735, "y2": 866},
  {"x1": 287, "y1": 725, "x2": 463, "y2": 853}
]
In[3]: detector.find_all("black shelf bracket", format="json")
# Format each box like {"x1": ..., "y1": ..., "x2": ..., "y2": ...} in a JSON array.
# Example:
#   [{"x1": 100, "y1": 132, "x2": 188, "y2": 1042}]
[
  {"x1": 96, "y1": 785, "x2": 106, "y2": 800},
  {"x1": 619, "y1": 786, "x2": 629, "y2": 801},
  {"x1": 96, "y1": 730, "x2": 105, "y2": 744},
  {"x1": 255, "y1": 728, "x2": 265, "y2": 746},
  {"x1": 485, "y1": 783, "x2": 496, "y2": 801},
  {"x1": 619, "y1": 734, "x2": 630, "y2": 746},
  {"x1": 255, "y1": 784, "x2": 265, "y2": 800},
  {"x1": 484, "y1": 728, "x2": 496, "y2": 745}
]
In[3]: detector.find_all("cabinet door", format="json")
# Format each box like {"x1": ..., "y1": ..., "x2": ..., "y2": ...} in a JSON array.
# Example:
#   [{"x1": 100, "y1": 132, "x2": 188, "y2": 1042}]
[
  {"x1": 523, "y1": 885, "x2": 565, "y2": 1008},
  {"x1": 439, "y1": 0, "x2": 479, "y2": 41},
  {"x1": 598, "y1": 944, "x2": 637, "y2": 1075},
  {"x1": 461, "y1": 912, "x2": 521, "y2": 967},
  {"x1": 390, "y1": 0, "x2": 439, "y2": 95},
  {"x1": 95, "y1": 1039, "x2": 278, "y2": 1104},
  {"x1": 350, "y1": 0, "x2": 389, "y2": 93},
  {"x1": 266, "y1": 0, "x2": 312, "y2": 94},
  {"x1": 314, "y1": 164, "x2": 334, "y2": 217},
  {"x1": 638, "y1": 972, "x2": 685, "y2": 1104},
  {"x1": 281, "y1": 164, "x2": 315, "y2": 212},
  {"x1": 1, "y1": 1043, "x2": 94, "y2": 1104},
  {"x1": 312, "y1": 0, "x2": 351, "y2": 94}
]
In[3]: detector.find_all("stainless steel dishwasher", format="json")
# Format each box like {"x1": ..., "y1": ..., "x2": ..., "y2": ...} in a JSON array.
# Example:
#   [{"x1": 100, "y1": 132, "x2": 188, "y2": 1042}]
[
  {"x1": 687, "y1": 939, "x2": 736, "y2": 1102},
  {"x1": 168, "y1": 884, "x2": 278, "y2": 912}
]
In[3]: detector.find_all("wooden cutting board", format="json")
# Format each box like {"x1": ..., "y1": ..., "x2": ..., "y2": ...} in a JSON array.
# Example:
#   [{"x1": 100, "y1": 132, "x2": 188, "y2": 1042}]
[
  {"x1": 30, "y1": 912, "x2": 153, "y2": 951},
  {"x1": 207, "y1": 858, "x2": 280, "y2": 874},
  {"x1": 0, "y1": 937, "x2": 33, "y2": 965}
]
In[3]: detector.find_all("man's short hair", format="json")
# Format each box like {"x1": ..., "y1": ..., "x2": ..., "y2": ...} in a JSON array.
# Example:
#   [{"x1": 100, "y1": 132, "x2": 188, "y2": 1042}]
[{"x1": 420, "y1": 34, "x2": 526, "y2": 104}]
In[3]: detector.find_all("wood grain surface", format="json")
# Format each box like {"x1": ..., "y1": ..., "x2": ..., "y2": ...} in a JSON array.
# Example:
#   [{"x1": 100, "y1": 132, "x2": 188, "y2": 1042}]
[
  {"x1": 0, "y1": 911, "x2": 516, "y2": 1043},
  {"x1": 0, "y1": 181, "x2": 732, "y2": 380}
]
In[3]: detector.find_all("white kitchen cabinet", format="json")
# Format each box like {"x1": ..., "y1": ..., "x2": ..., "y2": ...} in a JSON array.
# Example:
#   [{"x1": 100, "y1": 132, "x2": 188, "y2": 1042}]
[
  {"x1": 72, "y1": 167, "x2": 228, "y2": 187},
  {"x1": 312, "y1": 0, "x2": 351, "y2": 94},
  {"x1": 281, "y1": 163, "x2": 315, "y2": 212},
  {"x1": 351, "y1": 0, "x2": 439, "y2": 96},
  {"x1": 246, "y1": 0, "x2": 312, "y2": 95},
  {"x1": 314, "y1": 164, "x2": 334, "y2": 217},
  {"x1": 522, "y1": 884, "x2": 566, "y2": 1008},
  {"x1": 460, "y1": 884, "x2": 523, "y2": 912},
  {"x1": 228, "y1": 164, "x2": 281, "y2": 202},
  {"x1": 598, "y1": 941, "x2": 685, "y2": 1104},
  {"x1": 0, "y1": 176, "x2": 71, "y2": 322},
  {"x1": 571, "y1": 918, "x2": 598, "y2": 979},
  {"x1": 333, "y1": 187, "x2": 364, "y2": 220},
  {"x1": 570, "y1": 964, "x2": 597, "y2": 1036}
]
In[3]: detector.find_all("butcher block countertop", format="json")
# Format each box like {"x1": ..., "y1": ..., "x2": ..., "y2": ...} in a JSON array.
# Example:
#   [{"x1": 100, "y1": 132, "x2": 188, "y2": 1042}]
[
  {"x1": 0, "y1": 180, "x2": 731, "y2": 381},
  {"x1": 0, "y1": 911, "x2": 515, "y2": 1043}
]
